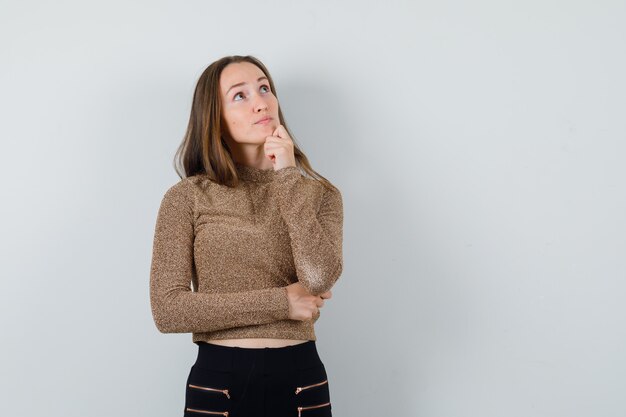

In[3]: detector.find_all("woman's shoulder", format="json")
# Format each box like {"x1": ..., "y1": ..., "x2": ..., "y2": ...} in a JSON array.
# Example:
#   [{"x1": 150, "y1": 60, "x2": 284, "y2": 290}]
[
  {"x1": 299, "y1": 174, "x2": 342, "y2": 212},
  {"x1": 159, "y1": 174, "x2": 213, "y2": 206},
  {"x1": 166, "y1": 174, "x2": 216, "y2": 193},
  {"x1": 302, "y1": 172, "x2": 341, "y2": 195}
]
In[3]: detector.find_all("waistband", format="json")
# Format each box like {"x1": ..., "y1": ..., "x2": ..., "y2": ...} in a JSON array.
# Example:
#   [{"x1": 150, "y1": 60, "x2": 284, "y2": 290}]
[{"x1": 194, "y1": 341, "x2": 323, "y2": 373}]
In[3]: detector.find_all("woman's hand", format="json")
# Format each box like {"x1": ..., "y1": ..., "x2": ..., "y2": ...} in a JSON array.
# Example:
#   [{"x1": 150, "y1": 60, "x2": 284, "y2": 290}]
[
  {"x1": 285, "y1": 282, "x2": 332, "y2": 321},
  {"x1": 264, "y1": 124, "x2": 297, "y2": 170}
]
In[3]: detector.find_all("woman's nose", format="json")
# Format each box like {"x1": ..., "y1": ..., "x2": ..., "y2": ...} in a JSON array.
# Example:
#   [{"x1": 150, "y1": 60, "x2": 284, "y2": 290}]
[{"x1": 253, "y1": 94, "x2": 269, "y2": 111}]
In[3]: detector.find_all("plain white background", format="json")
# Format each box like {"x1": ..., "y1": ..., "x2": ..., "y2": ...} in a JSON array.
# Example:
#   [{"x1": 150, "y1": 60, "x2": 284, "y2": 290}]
[{"x1": 1, "y1": 0, "x2": 625, "y2": 416}]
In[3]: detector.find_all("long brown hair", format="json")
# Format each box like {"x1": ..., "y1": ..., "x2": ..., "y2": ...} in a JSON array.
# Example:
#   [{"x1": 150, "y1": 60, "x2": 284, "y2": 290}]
[{"x1": 173, "y1": 55, "x2": 337, "y2": 191}]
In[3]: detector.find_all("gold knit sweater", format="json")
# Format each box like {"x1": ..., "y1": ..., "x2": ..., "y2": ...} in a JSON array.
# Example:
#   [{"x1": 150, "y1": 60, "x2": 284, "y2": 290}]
[{"x1": 149, "y1": 162, "x2": 343, "y2": 344}]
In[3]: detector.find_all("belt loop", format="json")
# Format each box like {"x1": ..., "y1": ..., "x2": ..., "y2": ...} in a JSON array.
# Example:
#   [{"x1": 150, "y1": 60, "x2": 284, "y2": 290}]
[
  {"x1": 260, "y1": 348, "x2": 266, "y2": 374},
  {"x1": 290, "y1": 344, "x2": 298, "y2": 371},
  {"x1": 229, "y1": 347, "x2": 235, "y2": 372}
]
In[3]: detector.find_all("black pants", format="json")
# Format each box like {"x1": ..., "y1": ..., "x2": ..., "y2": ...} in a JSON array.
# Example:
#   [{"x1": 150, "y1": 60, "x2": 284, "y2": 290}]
[{"x1": 184, "y1": 341, "x2": 333, "y2": 417}]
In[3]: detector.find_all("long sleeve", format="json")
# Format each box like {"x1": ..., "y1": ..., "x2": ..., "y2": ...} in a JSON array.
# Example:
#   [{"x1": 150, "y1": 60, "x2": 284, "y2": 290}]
[
  {"x1": 149, "y1": 180, "x2": 291, "y2": 334},
  {"x1": 270, "y1": 167, "x2": 344, "y2": 296}
]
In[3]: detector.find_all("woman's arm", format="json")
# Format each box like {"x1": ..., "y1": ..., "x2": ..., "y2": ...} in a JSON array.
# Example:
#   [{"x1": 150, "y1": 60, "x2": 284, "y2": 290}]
[
  {"x1": 149, "y1": 180, "x2": 291, "y2": 334},
  {"x1": 270, "y1": 167, "x2": 344, "y2": 296}
]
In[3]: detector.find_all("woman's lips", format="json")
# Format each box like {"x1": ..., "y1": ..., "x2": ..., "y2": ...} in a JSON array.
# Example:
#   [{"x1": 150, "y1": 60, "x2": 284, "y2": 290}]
[{"x1": 255, "y1": 118, "x2": 272, "y2": 125}]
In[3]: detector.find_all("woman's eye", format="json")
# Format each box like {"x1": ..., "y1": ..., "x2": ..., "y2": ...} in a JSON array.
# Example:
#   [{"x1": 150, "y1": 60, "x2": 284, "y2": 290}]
[{"x1": 234, "y1": 85, "x2": 271, "y2": 101}]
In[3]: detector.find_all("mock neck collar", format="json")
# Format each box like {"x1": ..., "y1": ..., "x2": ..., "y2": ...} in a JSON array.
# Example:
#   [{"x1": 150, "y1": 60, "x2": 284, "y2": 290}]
[{"x1": 234, "y1": 162, "x2": 276, "y2": 183}]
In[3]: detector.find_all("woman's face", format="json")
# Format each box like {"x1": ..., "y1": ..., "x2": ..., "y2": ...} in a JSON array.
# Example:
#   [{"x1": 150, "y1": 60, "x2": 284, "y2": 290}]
[{"x1": 219, "y1": 62, "x2": 279, "y2": 144}]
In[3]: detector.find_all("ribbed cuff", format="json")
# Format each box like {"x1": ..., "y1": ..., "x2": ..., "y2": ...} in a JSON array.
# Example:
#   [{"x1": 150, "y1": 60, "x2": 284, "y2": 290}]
[
  {"x1": 264, "y1": 286, "x2": 291, "y2": 320},
  {"x1": 274, "y1": 165, "x2": 301, "y2": 178}
]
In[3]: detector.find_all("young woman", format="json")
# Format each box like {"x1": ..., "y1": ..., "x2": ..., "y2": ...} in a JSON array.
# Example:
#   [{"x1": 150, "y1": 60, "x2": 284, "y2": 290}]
[{"x1": 149, "y1": 55, "x2": 343, "y2": 417}]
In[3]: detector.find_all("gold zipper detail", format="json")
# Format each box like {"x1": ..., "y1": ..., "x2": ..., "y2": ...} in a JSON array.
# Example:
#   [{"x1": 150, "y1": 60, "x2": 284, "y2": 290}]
[
  {"x1": 295, "y1": 379, "x2": 328, "y2": 394},
  {"x1": 185, "y1": 407, "x2": 228, "y2": 416},
  {"x1": 297, "y1": 401, "x2": 331, "y2": 416},
  {"x1": 188, "y1": 384, "x2": 231, "y2": 399}
]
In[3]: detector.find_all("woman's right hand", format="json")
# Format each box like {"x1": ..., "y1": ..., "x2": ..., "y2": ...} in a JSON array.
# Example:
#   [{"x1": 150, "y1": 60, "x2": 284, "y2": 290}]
[{"x1": 285, "y1": 282, "x2": 332, "y2": 321}]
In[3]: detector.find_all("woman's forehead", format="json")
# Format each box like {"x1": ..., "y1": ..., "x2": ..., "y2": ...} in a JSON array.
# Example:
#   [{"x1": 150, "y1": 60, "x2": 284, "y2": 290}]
[{"x1": 221, "y1": 62, "x2": 266, "y2": 94}]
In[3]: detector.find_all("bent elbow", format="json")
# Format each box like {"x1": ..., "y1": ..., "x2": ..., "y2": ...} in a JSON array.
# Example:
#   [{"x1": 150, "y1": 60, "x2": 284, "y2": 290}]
[
  {"x1": 150, "y1": 297, "x2": 182, "y2": 334},
  {"x1": 302, "y1": 257, "x2": 343, "y2": 296},
  {"x1": 152, "y1": 309, "x2": 175, "y2": 333}
]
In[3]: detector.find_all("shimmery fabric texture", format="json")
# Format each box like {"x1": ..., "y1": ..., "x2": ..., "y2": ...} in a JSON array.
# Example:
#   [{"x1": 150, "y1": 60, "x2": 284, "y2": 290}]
[{"x1": 149, "y1": 163, "x2": 343, "y2": 343}]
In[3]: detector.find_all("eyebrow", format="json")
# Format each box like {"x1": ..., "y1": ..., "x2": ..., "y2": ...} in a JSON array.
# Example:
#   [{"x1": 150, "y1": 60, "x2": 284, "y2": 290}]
[{"x1": 226, "y1": 76, "x2": 268, "y2": 95}]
